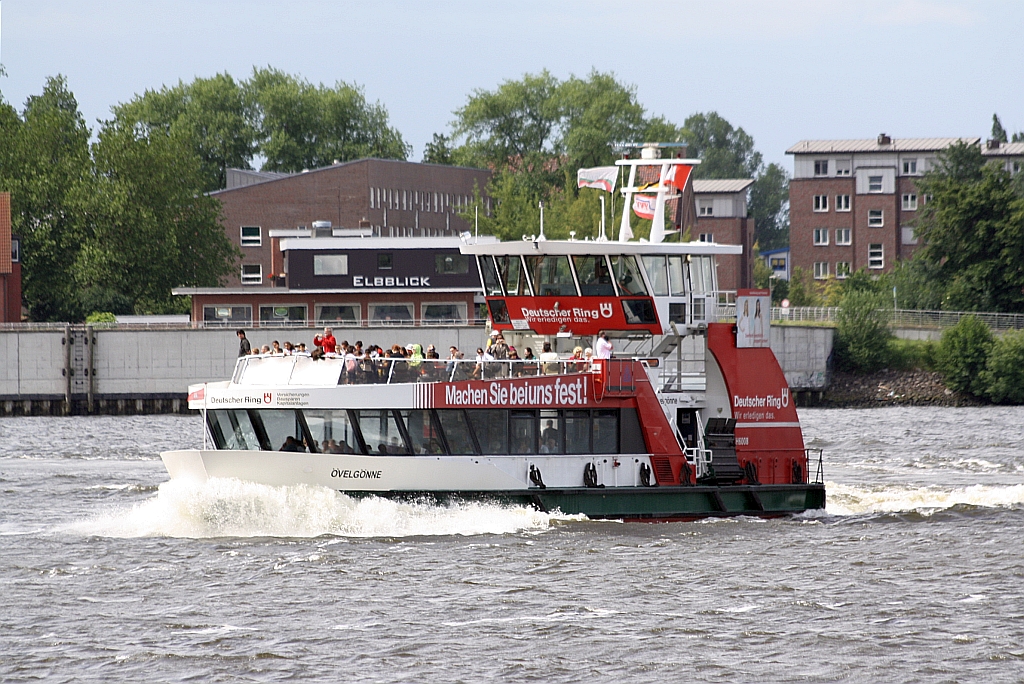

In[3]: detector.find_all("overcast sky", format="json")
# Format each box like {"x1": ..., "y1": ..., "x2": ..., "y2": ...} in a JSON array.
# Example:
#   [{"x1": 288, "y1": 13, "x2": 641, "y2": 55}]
[{"x1": 2, "y1": 0, "x2": 1021, "y2": 170}]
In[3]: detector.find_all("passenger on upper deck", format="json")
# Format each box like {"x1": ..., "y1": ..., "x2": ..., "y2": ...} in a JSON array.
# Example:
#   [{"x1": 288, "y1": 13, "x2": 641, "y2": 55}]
[
  {"x1": 596, "y1": 332, "x2": 613, "y2": 359},
  {"x1": 314, "y1": 327, "x2": 337, "y2": 354},
  {"x1": 237, "y1": 330, "x2": 251, "y2": 357}
]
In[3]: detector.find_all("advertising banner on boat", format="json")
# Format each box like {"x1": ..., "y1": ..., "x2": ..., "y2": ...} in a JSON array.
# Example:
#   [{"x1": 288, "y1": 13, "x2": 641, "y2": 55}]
[
  {"x1": 425, "y1": 374, "x2": 604, "y2": 409},
  {"x1": 735, "y1": 289, "x2": 770, "y2": 348},
  {"x1": 494, "y1": 296, "x2": 662, "y2": 335}
]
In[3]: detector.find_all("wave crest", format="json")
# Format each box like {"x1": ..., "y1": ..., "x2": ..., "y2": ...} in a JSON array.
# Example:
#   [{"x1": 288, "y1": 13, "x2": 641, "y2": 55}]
[
  {"x1": 69, "y1": 478, "x2": 567, "y2": 539},
  {"x1": 826, "y1": 481, "x2": 1024, "y2": 516}
]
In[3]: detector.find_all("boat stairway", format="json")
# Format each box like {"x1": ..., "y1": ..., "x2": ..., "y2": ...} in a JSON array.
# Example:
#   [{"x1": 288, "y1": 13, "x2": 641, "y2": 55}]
[{"x1": 700, "y1": 417, "x2": 745, "y2": 485}]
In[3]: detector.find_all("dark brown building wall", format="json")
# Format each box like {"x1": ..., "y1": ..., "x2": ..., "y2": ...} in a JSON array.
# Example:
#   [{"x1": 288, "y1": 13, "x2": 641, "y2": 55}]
[
  {"x1": 214, "y1": 159, "x2": 491, "y2": 288},
  {"x1": 695, "y1": 215, "x2": 751, "y2": 291}
]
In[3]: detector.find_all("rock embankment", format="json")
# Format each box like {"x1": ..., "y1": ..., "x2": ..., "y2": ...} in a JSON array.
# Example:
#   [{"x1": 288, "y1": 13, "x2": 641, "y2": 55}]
[{"x1": 821, "y1": 369, "x2": 986, "y2": 408}]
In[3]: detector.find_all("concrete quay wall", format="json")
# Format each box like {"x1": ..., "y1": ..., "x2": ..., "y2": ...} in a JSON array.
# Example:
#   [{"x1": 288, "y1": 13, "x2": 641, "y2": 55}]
[{"x1": 0, "y1": 325, "x2": 833, "y2": 415}]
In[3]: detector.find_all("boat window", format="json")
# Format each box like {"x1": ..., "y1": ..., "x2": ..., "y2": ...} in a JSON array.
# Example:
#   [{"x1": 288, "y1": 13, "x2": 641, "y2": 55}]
[
  {"x1": 610, "y1": 255, "x2": 648, "y2": 295},
  {"x1": 303, "y1": 409, "x2": 359, "y2": 454},
  {"x1": 253, "y1": 409, "x2": 308, "y2": 452},
  {"x1": 700, "y1": 256, "x2": 716, "y2": 293},
  {"x1": 356, "y1": 410, "x2": 410, "y2": 455},
  {"x1": 668, "y1": 256, "x2": 687, "y2": 296},
  {"x1": 510, "y1": 410, "x2": 537, "y2": 454},
  {"x1": 594, "y1": 410, "x2": 619, "y2": 453},
  {"x1": 467, "y1": 409, "x2": 508, "y2": 454},
  {"x1": 478, "y1": 256, "x2": 504, "y2": 296},
  {"x1": 495, "y1": 255, "x2": 529, "y2": 296},
  {"x1": 436, "y1": 410, "x2": 478, "y2": 454},
  {"x1": 368, "y1": 303, "x2": 413, "y2": 325},
  {"x1": 688, "y1": 258, "x2": 705, "y2": 293},
  {"x1": 641, "y1": 256, "x2": 669, "y2": 296},
  {"x1": 573, "y1": 255, "x2": 615, "y2": 296},
  {"x1": 619, "y1": 408, "x2": 645, "y2": 453},
  {"x1": 669, "y1": 302, "x2": 687, "y2": 324},
  {"x1": 399, "y1": 410, "x2": 445, "y2": 455},
  {"x1": 538, "y1": 410, "x2": 563, "y2": 454},
  {"x1": 621, "y1": 299, "x2": 657, "y2": 325},
  {"x1": 487, "y1": 299, "x2": 511, "y2": 325},
  {"x1": 564, "y1": 411, "x2": 591, "y2": 454},
  {"x1": 524, "y1": 255, "x2": 577, "y2": 297},
  {"x1": 208, "y1": 409, "x2": 261, "y2": 451}
]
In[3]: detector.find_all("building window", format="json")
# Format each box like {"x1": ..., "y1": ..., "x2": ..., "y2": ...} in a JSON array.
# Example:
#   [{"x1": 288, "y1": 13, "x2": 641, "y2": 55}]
[
  {"x1": 902, "y1": 159, "x2": 918, "y2": 175},
  {"x1": 868, "y1": 176, "x2": 883, "y2": 193},
  {"x1": 698, "y1": 233, "x2": 713, "y2": 243},
  {"x1": 813, "y1": 262, "x2": 829, "y2": 279},
  {"x1": 203, "y1": 305, "x2": 252, "y2": 323},
  {"x1": 369, "y1": 303, "x2": 414, "y2": 325},
  {"x1": 813, "y1": 228, "x2": 829, "y2": 246},
  {"x1": 1013, "y1": 161, "x2": 1021, "y2": 175},
  {"x1": 241, "y1": 263, "x2": 263, "y2": 285},
  {"x1": 313, "y1": 254, "x2": 349, "y2": 276},
  {"x1": 836, "y1": 228, "x2": 851, "y2": 245},
  {"x1": 259, "y1": 305, "x2": 307, "y2": 323},
  {"x1": 868, "y1": 244, "x2": 884, "y2": 269},
  {"x1": 378, "y1": 253, "x2": 393, "y2": 270},
  {"x1": 814, "y1": 159, "x2": 829, "y2": 176},
  {"x1": 698, "y1": 200, "x2": 713, "y2": 216},
  {"x1": 422, "y1": 302, "x2": 468, "y2": 325},
  {"x1": 868, "y1": 209, "x2": 884, "y2": 227},
  {"x1": 769, "y1": 257, "x2": 786, "y2": 271},
  {"x1": 11, "y1": 237, "x2": 19, "y2": 263},
  {"x1": 835, "y1": 159, "x2": 852, "y2": 176},
  {"x1": 240, "y1": 226, "x2": 261, "y2": 247},
  {"x1": 902, "y1": 193, "x2": 918, "y2": 211},
  {"x1": 813, "y1": 195, "x2": 829, "y2": 212},
  {"x1": 902, "y1": 227, "x2": 918, "y2": 245},
  {"x1": 836, "y1": 194, "x2": 851, "y2": 212},
  {"x1": 836, "y1": 262, "x2": 851, "y2": 279},
  {"x1": 315, "y1": 304, "x2": 361, "y2": 324},
  {"x1": 435, "y1": 253, "x2": 469, "y2": 274}
]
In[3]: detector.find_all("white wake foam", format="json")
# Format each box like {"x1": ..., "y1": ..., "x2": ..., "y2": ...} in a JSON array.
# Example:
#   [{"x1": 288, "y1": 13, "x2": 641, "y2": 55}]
[
  {"x1": 826, "y1": 481, "x2": 1024, "y2": 516},
  {"x1": 68, "y1": 478, "x2": 569, "y2": 539}
]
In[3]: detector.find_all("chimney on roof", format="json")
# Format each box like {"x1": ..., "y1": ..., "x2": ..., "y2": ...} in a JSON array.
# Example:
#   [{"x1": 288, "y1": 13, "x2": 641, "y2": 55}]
[
  {"x1": 877, "y1": 133, "x2": 892, "y2": 146},
  {"x1": 359, "y1": 218, "x2": 371, "y2": 228},
  {"x1": 987, "y1": 139, "x2": 1001, "y2": 150}
]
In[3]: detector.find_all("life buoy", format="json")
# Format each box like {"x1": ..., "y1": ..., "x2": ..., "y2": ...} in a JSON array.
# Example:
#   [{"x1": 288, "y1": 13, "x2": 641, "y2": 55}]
[
  {"x1": 639, "y1": 462, "x2": 652, "y2": 487},
  {"x1": 583, "y1": 462, "x2": 603, "y2": 488}
]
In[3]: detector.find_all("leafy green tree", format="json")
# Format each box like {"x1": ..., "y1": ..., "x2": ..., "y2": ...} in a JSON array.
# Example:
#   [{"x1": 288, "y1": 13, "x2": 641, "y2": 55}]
[
  {"x1": 787, "y1": 267, "x2": 821, "y2": 307},
  {"x1": 915, "y1": 141, "x2": 1024, "y2": 312},
  {"x1": 112, "y1": 73, "x2": 257, "y2": 192},
  {"x1": 992, "y1": 113, "x2": 1008, "y2": 144},
  {"x1": 422, "y1": 133, "x2": 455, "y2": 165},
  {"x1": 882, "y1": 255, "x2": 943, "y2": 310},
  {"x1": 681, "y1": 112, "x2": 788, "y2": 250},
  {"x1": 84, "y1": 117, "x2": 237, "y2": 313},
  {"x1": 937, "y1": 315, "x2": 994, "y2": 396},
  {"x1": 248, "y1": 67, "x2": 409, "y2": 172},
  {"x1": 0, "y1": 77, "x2": 94, "y2": 321},
  {"x1": 833, "y1": 288, "x2": 893, "y2": 373},
  {"x1": 981, "y1": 330, "x2": 1024, "y2": 403}
]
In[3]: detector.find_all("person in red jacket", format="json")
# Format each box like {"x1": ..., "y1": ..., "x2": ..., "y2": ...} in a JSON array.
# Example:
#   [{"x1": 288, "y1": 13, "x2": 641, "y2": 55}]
[{"x1": 313, "y1": 327, "x2": 337, "y2": 354}]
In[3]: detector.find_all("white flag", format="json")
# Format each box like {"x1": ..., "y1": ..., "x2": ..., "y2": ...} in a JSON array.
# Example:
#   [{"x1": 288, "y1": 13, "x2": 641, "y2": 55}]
[{"x1": 577, "y1": 166, "x2": 618, "y2": 193}]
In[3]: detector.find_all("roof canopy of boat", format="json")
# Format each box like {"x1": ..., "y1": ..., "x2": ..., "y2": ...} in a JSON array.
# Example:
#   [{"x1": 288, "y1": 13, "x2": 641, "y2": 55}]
[{"x1": 460, "y1": 239, "x2": 742, "y2": 258}]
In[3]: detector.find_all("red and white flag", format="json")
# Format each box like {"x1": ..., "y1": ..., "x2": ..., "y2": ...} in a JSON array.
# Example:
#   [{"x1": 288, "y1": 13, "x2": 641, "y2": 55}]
[
  {"x1": 632, "y1": 194, "x2": 656, "y2": 220},
  {"x1": 577, "y1": 166, "x2": 619, "y2": 193},
  {"x1": 662, "y1": 164, "x2": 693, "y2": 192}
]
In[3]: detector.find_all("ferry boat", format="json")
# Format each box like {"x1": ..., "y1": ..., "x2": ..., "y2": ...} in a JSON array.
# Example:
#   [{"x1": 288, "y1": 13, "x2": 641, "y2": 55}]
[{"x1": 162, "y1": 155, "x2": 825, "y2": 520}]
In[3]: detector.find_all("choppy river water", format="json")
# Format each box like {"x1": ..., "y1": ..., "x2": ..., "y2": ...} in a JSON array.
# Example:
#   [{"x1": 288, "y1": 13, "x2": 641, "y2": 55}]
[{"x1": 2, "y1": 407, "x2": 1024, "y2": 682}]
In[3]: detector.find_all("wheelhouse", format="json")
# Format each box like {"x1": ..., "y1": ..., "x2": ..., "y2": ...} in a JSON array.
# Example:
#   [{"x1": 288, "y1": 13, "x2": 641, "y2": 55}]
[{"x1": 461, "y1": 240, "x2": 742, "y2": 336}]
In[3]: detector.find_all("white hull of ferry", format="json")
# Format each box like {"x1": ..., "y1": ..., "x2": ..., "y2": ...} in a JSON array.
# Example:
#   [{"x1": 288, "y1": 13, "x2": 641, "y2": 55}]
[{"x1": 161, "y1": 449, "x2": 655, "y2": 492}]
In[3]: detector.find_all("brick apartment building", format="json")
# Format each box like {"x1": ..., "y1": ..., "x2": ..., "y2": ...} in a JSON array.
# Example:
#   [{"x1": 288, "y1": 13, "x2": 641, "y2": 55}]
[
  {"x1": 787, "y1": 135, "x2": 978, "y2": 280},
  {"x1": 691, "y1": 179, "x2": 754, "y2": 291},
  {"x1": 0, "y1": 192, "x2": 22, "y2": 323},
  {"x1": 213, "y1": 159, "x2": 492, "y2": 288}
]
